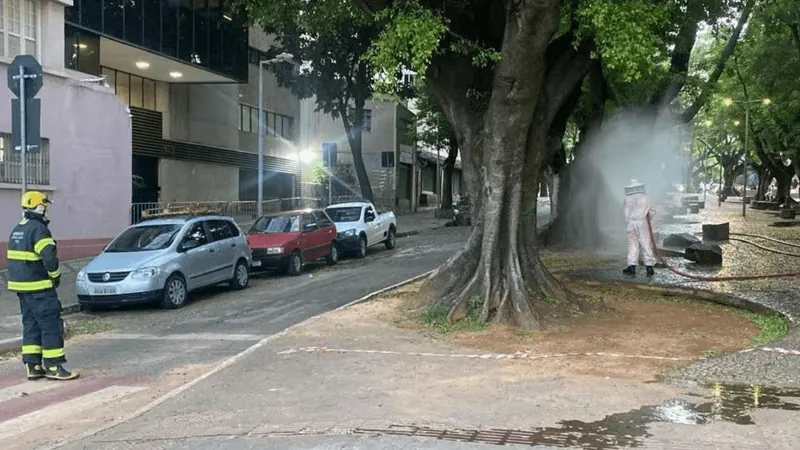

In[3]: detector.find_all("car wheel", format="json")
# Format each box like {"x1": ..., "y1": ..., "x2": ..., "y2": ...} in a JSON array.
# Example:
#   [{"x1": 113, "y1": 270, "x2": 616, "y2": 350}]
[
  {"x1": 356, "y1": 235, "x2": 367, "y2": 259},
  {"x1": 161, "y1": 274, "x2": 188, "y2": 309},
  {"x1": 287, "y1": 250, "x2": 303, "y2": 276},
  {"x1": 384, "y1": 228, "x2": 396, "y2": 250},
  {"x1": 230, "y1": 259, "x2": 249, "y2": 290},
  {"x1": 326, "y1": 242, "x2": 338, "y2": 266}
]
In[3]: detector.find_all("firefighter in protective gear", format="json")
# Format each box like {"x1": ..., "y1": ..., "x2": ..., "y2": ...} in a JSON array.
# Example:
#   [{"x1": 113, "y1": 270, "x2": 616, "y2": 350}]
[
  {"x1": 7, "y1": 191, "x2": 79, "y2": 381},
  {"x1": 622, "y1": 180, "x2": 656, "y2": 277}
]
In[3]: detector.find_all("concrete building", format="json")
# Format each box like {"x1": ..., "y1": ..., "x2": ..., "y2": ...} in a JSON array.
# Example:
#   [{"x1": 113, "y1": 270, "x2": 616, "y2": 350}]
[
  {"x1": 63, "y1": 0, "x2": 301, "y2": 209},
  {"x1": 1, "y1": 0, "x2": 132, "y2": 264},
  {"x1": 298, "y1": 98, "x2": 417, "y2": 212}
]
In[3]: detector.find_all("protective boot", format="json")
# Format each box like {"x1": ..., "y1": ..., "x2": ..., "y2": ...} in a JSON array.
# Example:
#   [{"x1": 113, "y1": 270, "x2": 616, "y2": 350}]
[
  {"x1": 622, "y1": 265, "x2": 636, "y2": 276},
  {"x1": 45, "y1": 365, "x2": 80, "y2": 381},
  {"x1": 646, "y1": 266, "x2": 655, "y2": 277},
  {"x1": 25, "y1": 363, "x2": 46, "y2": 380}
]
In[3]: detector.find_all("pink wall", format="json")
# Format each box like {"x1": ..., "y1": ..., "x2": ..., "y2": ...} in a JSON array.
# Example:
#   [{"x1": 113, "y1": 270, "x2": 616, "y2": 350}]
[{"x1": 0, "y1": 66, "x2": 132, "y2": 242}]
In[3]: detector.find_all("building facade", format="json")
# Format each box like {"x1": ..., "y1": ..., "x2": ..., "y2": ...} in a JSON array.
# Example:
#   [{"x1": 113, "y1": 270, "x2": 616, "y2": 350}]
[
  {"x1": 298, "y1": 98, "x2": 417, "y2": 212},
  {"x1": 63, "y1": 0, "x2": 302, "y2": 208},
  {"x1": 1, "y1": 0, "x2": 132, "y2": 265}
]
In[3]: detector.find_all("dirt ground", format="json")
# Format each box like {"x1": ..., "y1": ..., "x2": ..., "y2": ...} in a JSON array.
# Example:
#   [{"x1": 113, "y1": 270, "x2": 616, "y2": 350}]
[{"x1": 310, "y1": 280, "x2": 761, "y2": 382}]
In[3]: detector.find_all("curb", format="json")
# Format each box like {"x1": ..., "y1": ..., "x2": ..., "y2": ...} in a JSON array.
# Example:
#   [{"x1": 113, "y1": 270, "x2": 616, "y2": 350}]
[
  {"x1": 335, "y1": 270, "x2": 435, "y2": 311},
  {"x1": 567, "y1": 276, "x2": 796, "y2": 324},
  {"x1": 43, "y1": 269, "x2": 437, "y2": 450}
]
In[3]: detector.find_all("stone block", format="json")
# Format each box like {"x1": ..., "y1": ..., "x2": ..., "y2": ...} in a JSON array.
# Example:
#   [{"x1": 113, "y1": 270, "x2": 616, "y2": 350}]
[
  {"x1": 684, "y1": 243, "x2": 723, "y2": 266},
  {"x1": 702, "y1": 222, "x2": 730, "y2": 242},
  {"x1": 780, "y1": 209, "x2": 796, "y2": 220},
  {"x1": 663, "y1": 233, "x2": 701, "y2": 248}
]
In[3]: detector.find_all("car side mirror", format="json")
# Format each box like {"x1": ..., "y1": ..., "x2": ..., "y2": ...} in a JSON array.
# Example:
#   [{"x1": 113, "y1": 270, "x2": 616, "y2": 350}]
[{"x1": 180, "y1": 239, "x2": 200, "y2": 252}]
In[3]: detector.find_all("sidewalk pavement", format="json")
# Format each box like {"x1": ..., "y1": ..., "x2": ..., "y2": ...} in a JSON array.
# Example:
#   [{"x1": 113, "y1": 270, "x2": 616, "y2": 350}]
[
  {"x1": 62, "y1": 267, "x2": 800, "y2": 450},
  {"x1": 570, "y1": 200, "x2": 800, "y2": 386},
  {"x1": 0, "y1": 210, "x2": 452, "y2": 352}
]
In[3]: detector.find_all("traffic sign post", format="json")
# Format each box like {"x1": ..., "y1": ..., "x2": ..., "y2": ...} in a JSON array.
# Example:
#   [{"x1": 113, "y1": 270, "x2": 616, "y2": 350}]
[{"x1": 7, "y1": 55, "x2": 43, "y2": 193}]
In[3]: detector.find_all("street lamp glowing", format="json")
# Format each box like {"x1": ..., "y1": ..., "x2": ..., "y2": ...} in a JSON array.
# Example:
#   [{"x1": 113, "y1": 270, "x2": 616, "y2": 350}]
[
  {"x1": 298, "y1": 149, "x2": 315, "y2": 164},
  {"x1": 704, "y1": 120, "x2": 713, "y2": 127},
  {"x1": 733, "y1": 120, "x2": 740, "y2": 126},
  {"x1": 723, "y1": 98, "x2": 733, "y2": 106},
  {"x1": 762, "y1": 98, "x2": 771, "y2": 105}
]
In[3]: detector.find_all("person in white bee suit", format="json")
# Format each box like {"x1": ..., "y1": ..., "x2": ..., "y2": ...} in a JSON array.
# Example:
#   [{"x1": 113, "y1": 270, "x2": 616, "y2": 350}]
[{"x1": 623, "y1": 180, "x2": 656, "y2": 277}]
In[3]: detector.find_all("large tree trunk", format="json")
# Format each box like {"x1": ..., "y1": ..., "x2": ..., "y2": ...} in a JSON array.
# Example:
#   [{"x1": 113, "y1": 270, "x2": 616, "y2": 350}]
[
  {"x1": 441, "y1": 140, "x2": 458, "y2": 210},
  {"x1": 756, "y1": 166, "x2": 770, "y2": 201},
  {"x1": 721, "y1": 161, "x2": 741, "y2": 196},
  {"x1": 414, "y1": 4, "x2": 594, "y2": 330}
]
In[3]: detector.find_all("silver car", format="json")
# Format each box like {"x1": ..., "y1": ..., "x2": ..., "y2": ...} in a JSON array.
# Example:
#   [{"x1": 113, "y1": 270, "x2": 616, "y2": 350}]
[{"x1": 76, "y1": 215, "x2": 252, "y2": 310}]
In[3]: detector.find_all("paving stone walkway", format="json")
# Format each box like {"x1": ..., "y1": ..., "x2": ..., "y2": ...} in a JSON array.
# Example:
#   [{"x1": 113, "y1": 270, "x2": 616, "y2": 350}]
[{"x1": 569, "y1": 199, "x2": 800, "y2": 387}]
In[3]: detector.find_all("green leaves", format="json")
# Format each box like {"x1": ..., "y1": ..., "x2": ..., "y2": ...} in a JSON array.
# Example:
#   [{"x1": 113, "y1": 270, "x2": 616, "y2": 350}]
[
  {"x1": 575, "y1": 0, "x2": 670, "y2": 83},
  {"x1": 365, "y1": 0, "x2": 447, "y2": 92}
]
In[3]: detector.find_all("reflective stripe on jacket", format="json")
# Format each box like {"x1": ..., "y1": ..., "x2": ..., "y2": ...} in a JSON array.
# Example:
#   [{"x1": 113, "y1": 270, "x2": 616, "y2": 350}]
[{"x1": 6, "y1": 217, "x2": 60, "y2": 292}]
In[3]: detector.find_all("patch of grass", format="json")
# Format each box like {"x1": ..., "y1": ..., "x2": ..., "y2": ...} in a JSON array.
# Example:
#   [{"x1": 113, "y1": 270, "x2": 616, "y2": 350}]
[
  {"x1": 740, "y1": 312, "x2": 789, "y2": 347},
  {"x1": 419, "y1": 296, "x2": 487, "y2": 333},
  {"x1": 64, "y1": 318, "x2": 115, "y2": 340}
]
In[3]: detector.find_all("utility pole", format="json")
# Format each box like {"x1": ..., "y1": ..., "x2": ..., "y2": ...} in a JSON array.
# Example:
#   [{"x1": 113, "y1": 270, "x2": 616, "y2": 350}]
[{"x1": 257, "y1": 52, "x2": 294, "y2": 218}]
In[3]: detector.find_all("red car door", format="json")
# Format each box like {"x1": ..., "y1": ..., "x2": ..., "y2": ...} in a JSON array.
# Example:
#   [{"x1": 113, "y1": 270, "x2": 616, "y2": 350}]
[
  {"x1": 313, "y1": 210, "x2": 336, "y2": 257},
  {"x1": 300, "y1": 213, "x2": 320, "y2": 260}
]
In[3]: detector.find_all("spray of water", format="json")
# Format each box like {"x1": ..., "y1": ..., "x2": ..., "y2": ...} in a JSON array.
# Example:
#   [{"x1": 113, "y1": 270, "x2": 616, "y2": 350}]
[{"x1": 557, "y1": 109, "x2": 688, "y2": 250}]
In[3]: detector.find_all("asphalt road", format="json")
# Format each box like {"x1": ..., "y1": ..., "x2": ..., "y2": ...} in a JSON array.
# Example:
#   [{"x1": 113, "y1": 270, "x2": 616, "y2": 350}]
[{"x1": 0, "y1": 227, "x2": 469, "y2": 449}]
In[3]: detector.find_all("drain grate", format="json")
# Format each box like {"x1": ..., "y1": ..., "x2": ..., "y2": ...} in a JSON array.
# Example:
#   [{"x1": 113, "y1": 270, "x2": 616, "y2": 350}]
[{"x1": 353, "y1": 424, "x2": 627, "y2": 447}]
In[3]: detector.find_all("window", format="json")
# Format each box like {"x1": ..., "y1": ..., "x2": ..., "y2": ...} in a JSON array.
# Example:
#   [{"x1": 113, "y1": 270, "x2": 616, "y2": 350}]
[
  {"x1": 301, "y1": 213, "x2": 317, "y2": 232},
  {"x1": 0, "y1": 134, "x2": 50, "y2": 185},
  {"x1": 364, "y1": 109, "x2": 372, "y2": 132},
  {"x1": 1, "y1": 0, "x2": 39, "y2": 59},
  {"x1": 224, "y1": 220, "x2": 241, "y2": 237},
  {"x1": 313, "y1": 211, "x2": 333, "y2": 228},
  {"x1": 65, "y1": 25, "x2": 101, "y2": 75},
  {"x1": 183, "y1": 222, "x2": 209, "y2": 246},
  {"x1": 207, "y1": 220, "x2": 234, "y2": 241},
  {"x1": 381, "y1": 151, "x2": 395, "y2": 168},
  {"x1": 101, "y1": 67, "x2": 163, "y2": 112},
  {"x1": 105, "y1": 224, "x2": 180, "y2": 253},
  {"x1": 237, "y1": 104, "x2": 294, "y2": 140}
]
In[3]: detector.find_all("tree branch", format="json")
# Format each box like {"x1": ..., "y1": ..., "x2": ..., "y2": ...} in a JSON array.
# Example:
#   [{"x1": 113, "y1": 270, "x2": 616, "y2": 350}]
[{"x1": 679, "y1": 0, "x2": 756, "y2": 123}]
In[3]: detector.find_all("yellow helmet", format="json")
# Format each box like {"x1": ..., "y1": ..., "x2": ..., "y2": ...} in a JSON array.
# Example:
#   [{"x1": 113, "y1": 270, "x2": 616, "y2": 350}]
[{"x1": 21, "y1": 191, "x2": 51, "y2": 210}]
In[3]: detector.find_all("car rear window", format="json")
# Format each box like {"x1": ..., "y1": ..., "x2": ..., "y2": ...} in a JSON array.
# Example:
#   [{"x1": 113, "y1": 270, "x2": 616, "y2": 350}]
[{"x1": 326, "y1": 207, "x2": 362, "y2": 222}]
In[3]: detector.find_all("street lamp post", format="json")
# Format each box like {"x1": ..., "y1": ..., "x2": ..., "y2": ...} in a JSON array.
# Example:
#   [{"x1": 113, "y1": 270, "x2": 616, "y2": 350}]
[
  {"x1": 723, "y1": 97, "x2": 771, "y2": 218},
  {"x1": 257, "y1": 52, "x2": 294, "y2": 218}
]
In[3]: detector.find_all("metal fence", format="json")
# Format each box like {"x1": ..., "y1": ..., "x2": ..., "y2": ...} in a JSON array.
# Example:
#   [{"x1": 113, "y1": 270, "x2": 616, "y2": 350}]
[{"x1": 130, "y1": 197, "x2": 325, "y2": 226}]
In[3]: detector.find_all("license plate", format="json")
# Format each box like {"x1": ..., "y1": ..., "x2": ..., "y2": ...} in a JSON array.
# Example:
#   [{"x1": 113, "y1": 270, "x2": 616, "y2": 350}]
[
  {"x1": 92, "y1": 286, "x2": 117, "y2": 295},
  {"x1": 251, "y1": 260, "x2": 262, "y2": 267}
]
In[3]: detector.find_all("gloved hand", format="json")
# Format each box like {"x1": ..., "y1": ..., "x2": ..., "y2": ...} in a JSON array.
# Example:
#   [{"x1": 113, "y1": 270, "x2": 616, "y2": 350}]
[{"x1": 52, "y1": 275, "x2": 61, "y2": 289}]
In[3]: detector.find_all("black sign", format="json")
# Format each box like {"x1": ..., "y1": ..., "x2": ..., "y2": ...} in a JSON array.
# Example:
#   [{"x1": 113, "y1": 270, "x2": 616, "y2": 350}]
[
  {"x1": 7, "y1": 55, "x2": 43, "y2": 99},
  {"x1": 11, "y1": 98, "x2": 41, "y2": 153}
]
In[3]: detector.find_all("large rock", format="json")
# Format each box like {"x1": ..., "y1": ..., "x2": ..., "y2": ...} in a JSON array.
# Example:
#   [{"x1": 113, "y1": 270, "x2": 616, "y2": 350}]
[
  {"x1": 684, "y1": 243, "x2": 723, "y2": 266},
  {"x1": 663, "y1": 233, "x2": 701, "y2": 248},
  {"x1": 702, "y1": 222, "x2": 730, "y2": 242}
]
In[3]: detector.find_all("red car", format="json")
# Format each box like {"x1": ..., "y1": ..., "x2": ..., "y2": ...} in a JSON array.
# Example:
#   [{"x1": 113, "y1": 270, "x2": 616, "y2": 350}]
[{"x1": 247, "y1": 209, "x2": 338, "y2": 275}]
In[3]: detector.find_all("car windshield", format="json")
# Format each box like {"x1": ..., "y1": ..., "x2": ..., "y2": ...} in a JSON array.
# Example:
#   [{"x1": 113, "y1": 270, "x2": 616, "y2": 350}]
[
  {"x1": 105, "y1": 224, "x2": 181, "y2": 252},
  {"x1": 251, "y1": 215, "x2": 301, "y2": 233},
  {"x1": 326, "y1": 207, "x2": 362, "y2": 222}
]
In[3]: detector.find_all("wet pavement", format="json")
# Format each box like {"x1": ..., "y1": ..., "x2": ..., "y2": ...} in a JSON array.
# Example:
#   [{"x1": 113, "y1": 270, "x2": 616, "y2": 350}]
[{"x1": 570, "y1": 199, "x2": 800, "y2": 387}]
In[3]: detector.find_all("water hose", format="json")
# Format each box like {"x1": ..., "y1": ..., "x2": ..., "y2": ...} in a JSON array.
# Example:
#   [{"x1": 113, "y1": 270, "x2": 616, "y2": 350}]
[
  {"x1": 645, "y1": 214, "x2": 800, "y2": 281},
  {"x1": 731, "y1": 232, "x2": 800, "y2": 249}
]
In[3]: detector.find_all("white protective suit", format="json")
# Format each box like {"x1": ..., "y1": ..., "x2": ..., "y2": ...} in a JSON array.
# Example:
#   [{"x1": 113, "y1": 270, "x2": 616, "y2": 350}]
[{"x1": 623, "y1": 181, "x2": 656, "y2": 267}]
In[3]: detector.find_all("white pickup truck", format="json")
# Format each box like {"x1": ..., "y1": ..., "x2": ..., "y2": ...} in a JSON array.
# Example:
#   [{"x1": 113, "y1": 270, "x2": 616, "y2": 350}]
[{"x1": 325, "y1": 202, "x2": 397, "y2": 258}]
